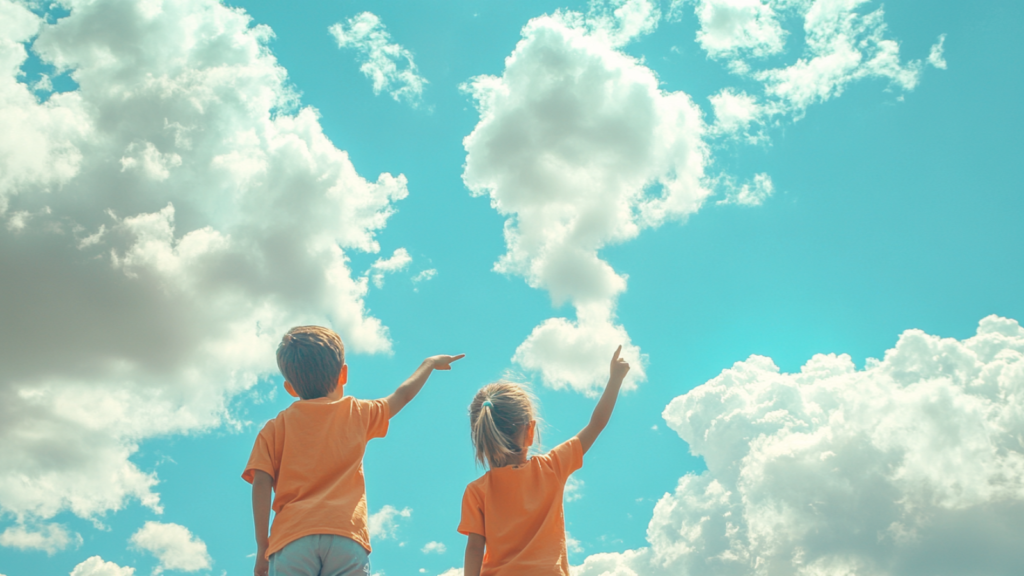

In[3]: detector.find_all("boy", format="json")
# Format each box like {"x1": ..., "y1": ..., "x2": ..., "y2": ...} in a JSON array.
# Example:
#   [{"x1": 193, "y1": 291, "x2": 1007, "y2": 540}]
[{"x1": 243, "y1": 325, "x2": 463, "y2": 576}]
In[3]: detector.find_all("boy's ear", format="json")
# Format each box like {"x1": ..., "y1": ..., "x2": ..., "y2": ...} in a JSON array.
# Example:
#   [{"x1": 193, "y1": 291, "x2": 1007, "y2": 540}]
[
  {"x1": 338, "y1": 364, "x2": 348, "y2": 387},
  {"x1": 284, "y1": 381, "x2": 300, "y2": 398}
]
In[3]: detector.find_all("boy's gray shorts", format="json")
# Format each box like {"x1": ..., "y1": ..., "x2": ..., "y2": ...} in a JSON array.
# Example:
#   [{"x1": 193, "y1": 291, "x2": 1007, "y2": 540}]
[{"x1": 269, "y1": 534, "x2": 370, "y2": 576}]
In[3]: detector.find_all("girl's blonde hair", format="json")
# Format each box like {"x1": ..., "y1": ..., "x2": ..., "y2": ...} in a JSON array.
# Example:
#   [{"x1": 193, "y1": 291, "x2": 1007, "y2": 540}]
[{"x1": 470, "y1": 382, "x2": 537, "y2": 469}]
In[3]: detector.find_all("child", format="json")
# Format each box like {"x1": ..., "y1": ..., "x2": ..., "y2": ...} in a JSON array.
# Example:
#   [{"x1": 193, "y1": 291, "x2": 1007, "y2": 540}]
[
  {"x1": 243, "y1": 325, "x2": 463, "y2": 576},
  {"x1": 458, "y1": 346, "x2": 630, "y2": 575}
]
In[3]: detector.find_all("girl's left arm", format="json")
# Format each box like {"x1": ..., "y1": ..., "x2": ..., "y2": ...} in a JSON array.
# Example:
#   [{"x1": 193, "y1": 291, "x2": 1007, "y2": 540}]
[{"x1": 464, "y1": 533, "x2": 486, "y2": 576}]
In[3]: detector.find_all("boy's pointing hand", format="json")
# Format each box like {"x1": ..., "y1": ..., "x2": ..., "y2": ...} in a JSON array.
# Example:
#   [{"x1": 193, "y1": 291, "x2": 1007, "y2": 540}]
[{"x1": 429, "y1": 354, "x2": 465, "y2": 370}]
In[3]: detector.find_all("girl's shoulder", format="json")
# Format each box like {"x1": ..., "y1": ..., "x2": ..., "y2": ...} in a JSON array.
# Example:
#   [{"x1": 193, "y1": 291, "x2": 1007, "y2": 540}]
[{"x1": 534, "y1": 437, "x2": 583, "y2": 475}]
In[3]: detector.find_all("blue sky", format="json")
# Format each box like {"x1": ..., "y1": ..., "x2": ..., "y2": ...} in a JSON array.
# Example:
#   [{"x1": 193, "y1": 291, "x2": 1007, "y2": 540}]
[{"x1": 1, "y1": 0, "x2": 1023, "y2": 575}]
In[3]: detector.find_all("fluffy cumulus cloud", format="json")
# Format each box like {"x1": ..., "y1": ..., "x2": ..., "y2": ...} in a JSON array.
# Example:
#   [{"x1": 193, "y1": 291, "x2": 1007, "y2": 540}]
[
  {"x1": 0, "y1": 0, "x2": 406, "y2": 533},
  {"x1": 368, "y1": 505, "x2": 412, "y2": 540},
  {"x1": 329, "y1": 12, "x2": 426, "y2": 106},
  {"x1": 463, "y1": 9, "x2": 710, "y2": 394},
  {"x1": 0, "y1": 522, "x2": 82, "y2": 555},
  {"x1": 70, "y1": 556, "x2": 135, "y2": 576},
  {"x1": 574, "y1": 316, "x2": 1024, "y2": 575},
  {"x1": 130, "y1": 521, "x2": 211, "y2": 574}
]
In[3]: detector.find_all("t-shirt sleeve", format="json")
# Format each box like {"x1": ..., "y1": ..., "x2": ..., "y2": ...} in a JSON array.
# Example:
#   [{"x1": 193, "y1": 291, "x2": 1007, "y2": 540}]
[
  {"x1": 549, "y1": 437, "x2": 584, "y2": 481},
  {"x1": 241, "y1": 422, "x2": 277, "y2": 484},
  {"x1": 359, "y1": 398, "x2": 390, "y2": 440},
  {"x1": 457, "y1": 484, "x2": 485, "y2": 537}
]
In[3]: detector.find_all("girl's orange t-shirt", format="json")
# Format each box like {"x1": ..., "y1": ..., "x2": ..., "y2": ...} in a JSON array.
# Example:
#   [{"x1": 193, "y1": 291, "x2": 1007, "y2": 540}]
[
  {"x1": 458, "y1": 438, "x2": 584, "y2": 576},
  {"x1": 242, "y1": 395, "x2": 389, "y2": 558}
]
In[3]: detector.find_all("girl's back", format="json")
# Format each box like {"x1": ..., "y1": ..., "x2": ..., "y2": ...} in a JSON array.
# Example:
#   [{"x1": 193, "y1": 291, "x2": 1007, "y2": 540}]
[
  {"x1": 460, "y1": 439, "x2": 582, "y2": 575},
  {"x1": 459, "y1": 348, "x2": 629, "y2": 576}
]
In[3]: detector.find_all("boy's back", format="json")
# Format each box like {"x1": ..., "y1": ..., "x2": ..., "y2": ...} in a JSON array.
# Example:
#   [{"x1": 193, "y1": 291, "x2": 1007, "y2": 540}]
[
  {"x1": 244, "y1": 324, "x2": 463, "y2": 576},
  {"x1": 243, "y1": 395, "x2": 389, "y2": 555}
]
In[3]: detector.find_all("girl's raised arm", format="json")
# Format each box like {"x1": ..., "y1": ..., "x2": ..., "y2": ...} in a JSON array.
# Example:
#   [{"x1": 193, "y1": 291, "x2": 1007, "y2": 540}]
[{"x1": 577, "y1": 346, "x2": 630, "y2": 454}]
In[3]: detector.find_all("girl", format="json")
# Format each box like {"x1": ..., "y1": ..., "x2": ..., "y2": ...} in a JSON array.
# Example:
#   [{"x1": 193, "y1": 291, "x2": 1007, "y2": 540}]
[{"x1": 458, "y1": 346, "x2": 631, "y2": 575}]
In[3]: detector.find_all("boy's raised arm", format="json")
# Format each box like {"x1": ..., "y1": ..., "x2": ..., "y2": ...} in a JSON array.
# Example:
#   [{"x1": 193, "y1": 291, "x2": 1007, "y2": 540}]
[
  {"x1": 251, "y1": 470, "x2": 272, "y2": 576},
  {"x1": 384, "y1": 354, "x2": 465, "y2": 417},
  {"x1": 577, "y1": 346, "x2": 630, "y2": 454}
]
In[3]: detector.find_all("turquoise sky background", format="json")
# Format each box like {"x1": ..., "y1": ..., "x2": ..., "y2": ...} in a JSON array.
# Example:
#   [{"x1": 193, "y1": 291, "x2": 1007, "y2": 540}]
[{"x1": 2, "y1": 0, "x2": 1023, "y2": 575}]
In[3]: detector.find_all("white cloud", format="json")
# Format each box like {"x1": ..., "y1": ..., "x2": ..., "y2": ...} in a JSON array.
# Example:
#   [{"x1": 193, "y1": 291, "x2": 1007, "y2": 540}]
[
  {"x1": 693, "y1": 0, "x2": 786, "y2": 59},
  {"x1": 755, "y1": 0, "x2": 926, "y2": 115},
  {"x1": 513, "y1": 305, "x2": 647, "y2": 397},
  {"x1": 368, "y1": 247, "x2": 412, "y2": 288},
  {"x1": 0, "y1": 0, "x2": 406, "y2": 526},
  {"x1": 70, "y1": 556, "x2": 136, "y2": 576},
  {"x1": 585, "y1": 0, "x2": 661, "y2": 47},
  {"x1": 566, "y1": 531, "x2": 584, "y2": 554},
  {"x1": 329, "y1": 12, "x2": 426, "y2": 106},
  {"x1": 463, "y1": 12, "x2": 710, "y2": 394},
  {"x1": 130, "y1": 521, "x2": 210, "y2": 574},
  {"x1": 0, "y1": 522, "x2": 82, "y2": 555},
  {"x1": 421, "y1": 541, "x2": 446, "y2": 554},
  {"x1": 574, "y1": 315, "x2": 1024, "y2": 575},
  {"x1": 118, "y1": 141, "x2": 182, "y2": 182},
  {"x1": 717, "y1": 172, "x2": 774, "y2": 206},
  {"x1": 412, "y1": 268, "x2": 437, "y2": 284},
  {"x1": 928, "y1": 34, "x2": 947, "y2": 69},
  {"x1": 437, "y1": 569, "x2": 463, "y2": 576},
  {"x1": 368, "y1": 505, "x2": 412, "y2": 540},
  {"x1": 565, "y1": 476, "x2": 584, "y2": 502},
  {"x1": 708, "y1": 88, "x2": 767, "y2": 137},
  {"x1": 682, "y1": 0, "x2": 943, "y2": 124}
]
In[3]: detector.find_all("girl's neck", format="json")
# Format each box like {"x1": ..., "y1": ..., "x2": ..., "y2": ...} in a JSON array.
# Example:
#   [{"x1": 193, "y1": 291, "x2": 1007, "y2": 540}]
[{"x1": 495, "y1": 450, "x2": 529, "y2": 469}]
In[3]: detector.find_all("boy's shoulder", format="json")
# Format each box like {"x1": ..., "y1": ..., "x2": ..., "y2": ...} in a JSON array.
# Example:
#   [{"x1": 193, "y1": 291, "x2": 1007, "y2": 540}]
[{"x1": 257, "y1": 395, "x2": 388, "y2": 438}]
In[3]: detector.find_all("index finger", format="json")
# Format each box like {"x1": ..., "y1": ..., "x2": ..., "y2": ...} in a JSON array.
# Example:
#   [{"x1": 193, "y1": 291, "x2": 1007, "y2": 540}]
[
  {"x1": 612, "y1": 345, "x2": 622, "y2": 362},
  {"x1": 449, "y1": 354, "x2": 466, "y2": 363}
]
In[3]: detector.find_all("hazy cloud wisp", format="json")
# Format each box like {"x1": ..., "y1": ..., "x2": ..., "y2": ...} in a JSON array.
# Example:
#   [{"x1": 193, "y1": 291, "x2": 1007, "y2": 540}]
[{"x1": 329, "y1": 12, "x2": 427, "y2": 106}]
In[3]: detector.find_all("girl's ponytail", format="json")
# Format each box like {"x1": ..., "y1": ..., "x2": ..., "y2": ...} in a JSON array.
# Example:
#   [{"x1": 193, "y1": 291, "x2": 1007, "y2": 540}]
[{"x1": 470, "y1": 383, "x2": 535, "y2": 469}]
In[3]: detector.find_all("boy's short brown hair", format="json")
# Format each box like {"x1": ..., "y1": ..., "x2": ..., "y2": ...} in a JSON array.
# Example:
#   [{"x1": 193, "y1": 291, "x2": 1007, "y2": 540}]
[{"x1": 276, "y1": 326, "x2": 345, "y2": 400}]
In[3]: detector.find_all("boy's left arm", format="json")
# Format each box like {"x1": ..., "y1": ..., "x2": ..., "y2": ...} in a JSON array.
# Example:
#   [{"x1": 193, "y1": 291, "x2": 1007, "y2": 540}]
[
  {"x1": 251, "y1": 470, "x2": 273, "y2": 576},
  {"x1": 383, "y1": 354, "x2": 464, "y2": 417}
]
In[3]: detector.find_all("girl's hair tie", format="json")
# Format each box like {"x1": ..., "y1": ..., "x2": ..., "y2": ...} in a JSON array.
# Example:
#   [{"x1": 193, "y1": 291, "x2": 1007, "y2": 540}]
[{"x1": 482, "y1": 400, "x2": 493, "y2": 408}]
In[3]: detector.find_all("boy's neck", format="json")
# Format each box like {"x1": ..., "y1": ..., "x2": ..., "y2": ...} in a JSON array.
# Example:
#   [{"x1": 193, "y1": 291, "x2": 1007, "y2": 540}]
[
  {"x1": 326, "y1": 385, "x2": 345, "y2": 401},
  {"x1": 304, "y1": 386, "x2": 345, "y2": 403}
]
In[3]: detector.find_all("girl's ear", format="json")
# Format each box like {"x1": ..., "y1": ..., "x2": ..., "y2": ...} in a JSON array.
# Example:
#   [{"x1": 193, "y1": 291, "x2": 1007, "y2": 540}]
[
  {"x1": 524, "y1": 419, "x2": 537, "y2": 448},
  {"x1": 284, "y1": 381, "x2": 300, "y2": 398}
]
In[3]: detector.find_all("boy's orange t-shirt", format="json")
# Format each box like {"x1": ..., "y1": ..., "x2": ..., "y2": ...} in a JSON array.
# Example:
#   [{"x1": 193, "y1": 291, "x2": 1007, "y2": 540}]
[
  {"x1": 458, "y1": 437, "x2": 584, "y2": 576},
  {"x1": 242, "y1": 394, "x2": 389, "y2": 558}
]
